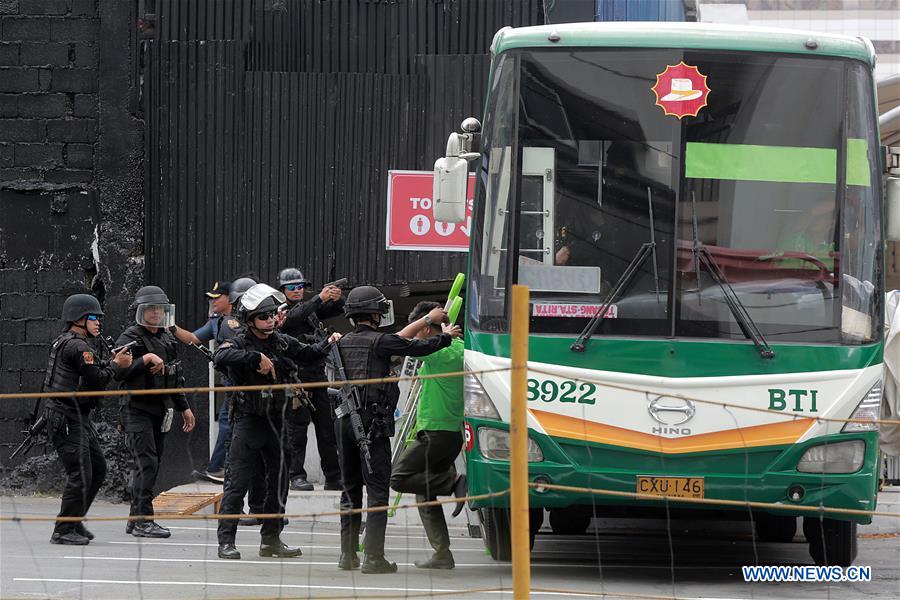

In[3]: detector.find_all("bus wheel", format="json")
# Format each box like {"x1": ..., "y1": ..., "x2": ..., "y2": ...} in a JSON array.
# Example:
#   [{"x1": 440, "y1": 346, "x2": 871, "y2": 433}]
[
  {"x1": 480, "y1": 508, "x2": 537, "y2": 561},
  {"x1": 549, "y1": 508, "x2": 591, "y2": 535},
  {"x1": 754, "y1": 514, "x2": 797, "y2": 543},
  {"x1": 803, "y1": 517, "x2": 858, "y2": 567}
]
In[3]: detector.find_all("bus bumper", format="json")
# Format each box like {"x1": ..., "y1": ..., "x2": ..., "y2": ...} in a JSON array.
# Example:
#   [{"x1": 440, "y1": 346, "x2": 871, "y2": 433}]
[{"x1": 464, "y1": 419, "x2": 879, "y2": 524}]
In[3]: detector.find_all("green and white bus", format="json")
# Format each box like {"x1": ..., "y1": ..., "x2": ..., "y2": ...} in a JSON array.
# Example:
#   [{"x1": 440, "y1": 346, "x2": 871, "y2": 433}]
[{"x1": 432, "y1": 22, "x2": 898, "y2": 567}]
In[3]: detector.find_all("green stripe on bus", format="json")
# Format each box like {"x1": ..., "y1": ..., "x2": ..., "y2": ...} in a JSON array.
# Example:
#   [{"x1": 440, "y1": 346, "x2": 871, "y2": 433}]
[
  {"x1": 846, "y1": 138, "x2": 871, "y2": 187},
  {"x1": 685, "y1": 142, "x2": 836, "y2": 184},
  {"x1": 466, "y1": 332, "x2": 882, "y2": 377}
]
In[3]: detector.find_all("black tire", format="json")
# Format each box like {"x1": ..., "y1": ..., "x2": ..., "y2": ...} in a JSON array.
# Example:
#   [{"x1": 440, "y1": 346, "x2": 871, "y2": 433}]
[
  {"x1": 754, "y1": 513, "x2": 798, "y2": 543},
  {"x1": 480, "y1": 507, "x2": 537, "y2": 561},
  {"x1": 804, "y1": 517, "x2": 858, "y2": 567},
  {"x1": 530, "y1": 508, "x2": 545, "y2": 533},
  {"x1": 548, "y1": 508, "x2": 592, "y2": 535}
]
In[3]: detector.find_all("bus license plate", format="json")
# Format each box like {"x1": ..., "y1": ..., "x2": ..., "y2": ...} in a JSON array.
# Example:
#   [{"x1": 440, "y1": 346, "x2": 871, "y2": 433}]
[{"x1": 636, "y1": 476, "x2": 704, "y2": 498}]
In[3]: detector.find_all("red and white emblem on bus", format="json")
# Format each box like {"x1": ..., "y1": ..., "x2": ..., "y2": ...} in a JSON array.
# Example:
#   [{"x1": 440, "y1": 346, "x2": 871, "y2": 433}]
[
  {"x1": 464, "y1": 421, "x2": 474, "y2": 452},
  {"x1": 652, "y1": 62, "x2": 710, "y2": 119}
]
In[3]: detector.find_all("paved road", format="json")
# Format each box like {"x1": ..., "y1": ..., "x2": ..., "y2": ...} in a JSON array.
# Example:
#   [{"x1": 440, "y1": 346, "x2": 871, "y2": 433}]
[{"x1": 2, "y1": 496, "x2": 898, "y2": 599}]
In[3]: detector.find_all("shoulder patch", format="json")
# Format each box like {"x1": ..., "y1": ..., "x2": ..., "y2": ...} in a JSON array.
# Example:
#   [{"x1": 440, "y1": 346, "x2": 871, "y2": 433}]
[
  {"x1": 227, "y1": 319, "x2": 241, "y2": 330},
  {"x1": 82, "y1": 351, "x2": 94, "y2": 365}
]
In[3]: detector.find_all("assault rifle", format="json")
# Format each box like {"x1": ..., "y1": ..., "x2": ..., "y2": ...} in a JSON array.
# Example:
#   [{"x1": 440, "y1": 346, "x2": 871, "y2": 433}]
[
  {"x1": 189, "y1": 342, "x2": 214, "y2": 362},
  {"x1": 10, "y1": 411, "x2": 47, "y2": 460},
  {"x1": 310, "y1": 313, "x2": 372, "y2": 474}
]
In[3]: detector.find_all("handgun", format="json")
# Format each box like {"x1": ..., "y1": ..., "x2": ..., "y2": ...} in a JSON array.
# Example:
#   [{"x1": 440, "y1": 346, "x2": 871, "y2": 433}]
[{"x1": 323, "y1": 278, "x2": 348, "y2": 289}]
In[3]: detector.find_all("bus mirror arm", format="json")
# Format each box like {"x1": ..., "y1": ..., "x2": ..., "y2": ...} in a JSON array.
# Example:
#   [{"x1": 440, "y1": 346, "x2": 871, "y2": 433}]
[{"x1": 434, "y1": 119, "x2": 481, "y2": 224}]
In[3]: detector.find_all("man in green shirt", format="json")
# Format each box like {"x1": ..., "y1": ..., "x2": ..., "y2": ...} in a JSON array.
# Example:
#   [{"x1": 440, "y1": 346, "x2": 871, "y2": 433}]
[{"x1": 390, "y1": 301, "x2": 465, "y2": 569}]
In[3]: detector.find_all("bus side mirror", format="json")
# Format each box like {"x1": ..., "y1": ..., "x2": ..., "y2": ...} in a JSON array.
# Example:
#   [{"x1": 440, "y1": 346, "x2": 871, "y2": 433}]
[
  {"x1": 434, "y1": 155, "x2": 468, "y2": 223},
  {"x1": 433, "y1": 118, "x2": 481, "y2": 224},
  {"x1": 887, "y1": 178, "x2": 900, "y2": 242}
]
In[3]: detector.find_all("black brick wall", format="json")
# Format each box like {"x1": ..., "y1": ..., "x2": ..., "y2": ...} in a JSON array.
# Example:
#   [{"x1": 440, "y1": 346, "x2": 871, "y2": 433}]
[
  {"x1": 0, "y1": 1, "x2": 99, "y2": 186},
  {"x1": 0, "y1": 1, "x2": 207, "y2": 497}
]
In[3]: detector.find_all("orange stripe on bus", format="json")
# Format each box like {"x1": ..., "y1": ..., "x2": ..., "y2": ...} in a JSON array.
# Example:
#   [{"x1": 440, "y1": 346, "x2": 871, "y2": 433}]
[{"x1": 530, "y1": 409, "x2": 814, "y2": 454}]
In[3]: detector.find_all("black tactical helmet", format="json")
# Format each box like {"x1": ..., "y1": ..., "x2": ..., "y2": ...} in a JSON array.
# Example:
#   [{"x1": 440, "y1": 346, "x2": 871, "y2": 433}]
[
  {"x1": 133, "y1": 285, "x2": 170, "y2": 306},
  {"x1": 344, "y1": 285, "x2": 391, "y2": 318},
  {"x1": 229, "y1": 277, "x2": 257, "y2": 304},
  {"x1": 62, "y1": 293, "x2": 103, "y2": 323},
  {"x1": 277, "y1": 267, "x2": 307, "y2": 289}
]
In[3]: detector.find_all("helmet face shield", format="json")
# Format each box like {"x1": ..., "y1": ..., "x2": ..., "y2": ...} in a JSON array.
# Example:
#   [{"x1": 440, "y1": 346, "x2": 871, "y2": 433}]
[
  {"x1": 379, "y1": 299, "x2": 395, "y2": 328},
  {"x1": 136, "y1": 303, "x2": 175, "y2": 329},
  {"x1": 240, "y1": 283, "x2": 286, "y2": 313}
]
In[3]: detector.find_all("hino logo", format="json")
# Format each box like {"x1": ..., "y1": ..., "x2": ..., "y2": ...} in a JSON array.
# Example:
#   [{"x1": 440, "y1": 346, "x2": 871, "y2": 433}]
[
  {"x1": 647, "y1": 396, "x2": 696, "y2": 426},
  {"x1": 652, "y1": 426, "x2": 692, "y2": 435}
]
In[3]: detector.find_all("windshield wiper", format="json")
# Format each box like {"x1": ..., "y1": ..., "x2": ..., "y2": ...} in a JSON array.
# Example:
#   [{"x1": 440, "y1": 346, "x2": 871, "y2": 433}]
[
  {"x1": 571, "y1": 242, "x2": 656, "y2": 352},
  {"x1": 690, "y1": 193, "x2": 774, "y2": 360},
  {"x1": 571, "y1": 185, "x2": 662, "y2": 353}
]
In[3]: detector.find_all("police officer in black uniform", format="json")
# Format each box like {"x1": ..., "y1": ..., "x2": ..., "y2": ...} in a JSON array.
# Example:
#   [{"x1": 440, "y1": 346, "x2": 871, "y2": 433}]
[
  {"x1": 114, "y1": 285, "x2": 196, "y2": 538},
  {"x1": 46, "y1": 294, "x2": 133, "y2": 545},
  {"x1": 214, "y1": 283, "x2": 335, "y2": 560},
  {"x1": 277, "y1": 267, "x2": 343, "y2": 491},
  {"x1": 336, "y1": 285, "x2": 452, "y2": 574}
]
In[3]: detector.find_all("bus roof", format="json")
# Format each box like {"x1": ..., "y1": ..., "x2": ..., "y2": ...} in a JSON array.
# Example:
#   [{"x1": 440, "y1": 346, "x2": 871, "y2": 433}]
[{"x1": 493, "y1": 22, "x2": 875, "y2": 66}]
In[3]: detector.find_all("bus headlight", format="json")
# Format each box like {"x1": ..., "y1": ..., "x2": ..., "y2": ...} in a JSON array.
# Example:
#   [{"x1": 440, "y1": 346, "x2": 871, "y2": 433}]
[
  {"x1": 797, "y1": 440, "x2": 865, "y2": 474},
  {"x1": 477, "y1": 427, "x2": 544, "y2": 462},
  {"x1": 464, "y1": 365, "x2": 501, "y2": 420},
  {"x1": 841, "y1": 380, "x2": 882, "y2": 432}
]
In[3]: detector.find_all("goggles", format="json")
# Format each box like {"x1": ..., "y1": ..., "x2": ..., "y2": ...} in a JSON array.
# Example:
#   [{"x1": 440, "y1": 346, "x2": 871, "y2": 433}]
[
  {"x1": 86, "y1": 314, "x2": 101, "y2": 322},
  {"x1": 283, "y1": 283, "x2": 307, "y2": 291}
]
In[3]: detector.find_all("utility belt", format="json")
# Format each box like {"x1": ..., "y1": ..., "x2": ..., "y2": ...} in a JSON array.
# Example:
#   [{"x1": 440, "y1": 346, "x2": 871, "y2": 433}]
[
  {"x1": 233, "y1": 389, "x2": 289, "y2": 418},
  {"x1": 46, "y1": 396, "x2": 95, "y2": 416},
  {"x1": 334, "y1": 384, "x2": 398, "y2": 439}
]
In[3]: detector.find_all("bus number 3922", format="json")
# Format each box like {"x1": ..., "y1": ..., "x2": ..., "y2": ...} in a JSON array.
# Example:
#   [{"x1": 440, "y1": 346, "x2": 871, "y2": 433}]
[{"x1": 526, "y1": 378, "x2": 598, "y2": 404}]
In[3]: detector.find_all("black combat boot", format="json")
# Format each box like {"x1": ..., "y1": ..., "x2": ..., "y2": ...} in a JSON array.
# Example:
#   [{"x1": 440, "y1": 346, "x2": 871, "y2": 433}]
[
  {"x1": 74, "y1": 523, "x2": 95, "y2": 540},
  {"x1": 131, "y1": 521, "x2": 171, "y2": 538},
  {"x1": 50, "y1": 531, "x2": 90, "y2": 545},
  {"x1": 414, "y1": 550, "x2": 455, "y2": 569},
  {"x1": 259, "y1": 538, "x2": 302, "y2": 558},
  {"x1": 338, "y1": 552, "x2": 360, "y2": 570},
  {"x1": 361, "y1": 555, "x2": 398, "y2": 574},
  {"x1": 451, "y1": 475, "x2": 467, "y2": 517},
  {"x1": 218, "y1": 543, "x2": 241, "y2": 559}
]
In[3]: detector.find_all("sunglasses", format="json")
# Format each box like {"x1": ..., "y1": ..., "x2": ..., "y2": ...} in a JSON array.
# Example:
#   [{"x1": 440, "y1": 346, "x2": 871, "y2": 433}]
[
  {"x1": 256, "y1": 311, "x2": 278, "y2": 321},
  {"x1": 283, "y1": 283, "x2": 307, "y2": 291},
  {"x1": 86, "y1": 314, "x2": 101, "y2": 321}
]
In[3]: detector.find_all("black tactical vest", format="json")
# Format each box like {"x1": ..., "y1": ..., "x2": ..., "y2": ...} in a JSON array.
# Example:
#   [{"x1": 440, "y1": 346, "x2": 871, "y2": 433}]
[
  {"x1": 231, "y1": 333, "x2": 290, "y2": 418},
  {"x1": 44, "y1": 332, "x2": 91, "y2": 412},
  {"x1": 337, "y1": 328, "x2": 400, "y2": 438},
  {"x1": 338, "y1": 328, "x2": 389, "y2": 405}
]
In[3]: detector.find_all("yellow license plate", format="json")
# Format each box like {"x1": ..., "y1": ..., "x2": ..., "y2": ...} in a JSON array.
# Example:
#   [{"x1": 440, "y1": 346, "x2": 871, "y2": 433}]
[{"x1": 636, "y1": 476, "x2": 704, "y2": 498}]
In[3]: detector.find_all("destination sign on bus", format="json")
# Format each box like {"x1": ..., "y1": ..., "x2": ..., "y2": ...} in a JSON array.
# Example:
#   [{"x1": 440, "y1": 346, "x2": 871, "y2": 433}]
[{"x1": 533, "y1": 303, "x2": 617, "y2": 318}]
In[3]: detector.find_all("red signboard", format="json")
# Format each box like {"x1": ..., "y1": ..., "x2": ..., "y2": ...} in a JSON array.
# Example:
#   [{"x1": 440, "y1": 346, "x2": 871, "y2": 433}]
[{"x1": 386, "y1": 170, "x2": 474, "y2": 251}]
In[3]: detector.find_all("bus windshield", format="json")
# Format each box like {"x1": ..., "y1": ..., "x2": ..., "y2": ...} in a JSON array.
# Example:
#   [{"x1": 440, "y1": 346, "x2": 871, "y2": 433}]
[{"x1": 468, "y1": 48, "x2": 882, "y2": 345}]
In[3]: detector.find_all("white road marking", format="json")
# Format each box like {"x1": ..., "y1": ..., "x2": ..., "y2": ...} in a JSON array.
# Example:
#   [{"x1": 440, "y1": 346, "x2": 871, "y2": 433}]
[
  {"x1": 166, "y1": 524, "x2": 484, "y2": 542},
  {"x1": 106, "y1": 540, "x2": 490, "y2": 553},
  {"x1": 64, "y1": 555, "x2": 603, "y2": 569}
]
